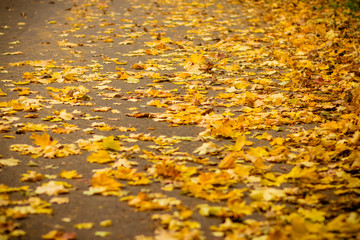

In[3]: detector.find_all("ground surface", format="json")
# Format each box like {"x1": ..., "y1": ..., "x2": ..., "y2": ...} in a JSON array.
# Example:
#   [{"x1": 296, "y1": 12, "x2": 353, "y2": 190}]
[{"x1": 0, "y1": 0, "x2": 359, "y2": 239}]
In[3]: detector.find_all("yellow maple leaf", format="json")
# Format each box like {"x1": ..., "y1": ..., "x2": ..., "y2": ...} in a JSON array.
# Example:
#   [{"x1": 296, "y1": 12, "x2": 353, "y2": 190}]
[
  {"x1": 117, "y1": 70, "x2": 129, "y2": 79},
  {"x1": 56, "y1": 109, "x2": 75, "y2": 120},
  {"x1": 93, "y1": 107, "x2": 111, "y2": 112},
  {"x1": 21, "y1": 123, "x2": 48, "y2": 132},
  {"x1": 193, "y1": 142, "x2": 222, "y2": 155},
  {"x1": 100, "y1": 220, "x2": 112, "y2": 227},
  {"x1": 247, "y1": 147, "x2": 268, "y2": 158},
  {"x1": 50, "y1": 197, "x2": 69, "y2": 204},
  {"x1": 87, "y1": 150, "x2": 113, "y2": 164},
  {"x1": 31, "y1": 133, "x2": 58, "y2": 147},
  {"x1": 234, "y1": 135, "x2": 246, "y2": 151},
  {"x1": 253, "y1": 157, "x2": 267, "y2": 170},
  {"x1": 147, "y1": 99, "x2": 167, "y2": 108},
  {"x1": 190, "y1": 54, "x2": 205, "y2": 64},
  {"x1": 102, "y1": 136, "x2": 122, "y2": 151},
  {"x1": 91, "y1": 171, "x2": 123, "y2": 191},
  {"x1": 60, "y1": 170, "x2": 83, "y2": 179},
  {"x1": 0, "y1": 157, "x2": 20, "y2": 167},
  {"x1": 218, "y1": 152, "x2": 237, "y2": 169},
  {"x1": 183, "y1": 54, "x2": 207, "y2": 74},
  {"x1": 298, "y1": 208, "x2": 326, "y2": 222},
  {"x1": 42, "y1": 230, "x2": 73, "y2": 240},
  {"x1": 128, "y1": 176, "x2": 150, "y2": 186},
  {"x1": 20, "y1": 170, "x2": 44, "y2": 182},
  {"x1": 35, "y1": 181, "x2": 70, "y2": 195},
  {"x1": 128, "y1": 192, "x2": 169, "y2": 211},
  {"x1": 228, "y1": 200, "x2": 253, "y2": 216},
  {"x1": 250, "y1": 188, "x2": 286, "y2": 201},
  {"x1": 290, "y1": 217, "x2": 309, "y2": 240},
  {"x1": 95, "y1": 231, "x2": 111, "y2": 237},
  {"x1": 73, "y1": 222, "x2": 94, "y2": 229},
  {"x1": 216, "y1": 3, "x2": 224, "y2": 9}
]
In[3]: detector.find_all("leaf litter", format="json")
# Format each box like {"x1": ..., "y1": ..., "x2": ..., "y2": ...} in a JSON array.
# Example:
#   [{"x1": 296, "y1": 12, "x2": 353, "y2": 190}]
[{"x1": 0, "y1": 0, "x2": 359, "y2": 239}]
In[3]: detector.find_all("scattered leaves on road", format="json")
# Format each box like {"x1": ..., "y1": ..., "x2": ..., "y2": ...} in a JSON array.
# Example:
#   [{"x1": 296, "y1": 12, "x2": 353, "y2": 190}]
[{"x1": 0, "y1": 0, "x2": 359, "y2": 239}]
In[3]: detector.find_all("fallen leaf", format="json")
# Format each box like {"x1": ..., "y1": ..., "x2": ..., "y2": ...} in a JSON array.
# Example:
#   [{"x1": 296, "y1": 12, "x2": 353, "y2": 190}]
[
  {"x1": 87, "y1": 150, "x2": 113, "y2": 164},
  {"x1": 2, "y1": 51, "x2": 24, "y2": 55},
  {"x1": 35, "y1": 181, "x2": 71, "y2": 195},
  {"x1": 59, "y1": 170, "x2": 83, "y2": 179},
  {"x1": 50, "y1": 197, "x2": 69, "y2": 204},
  {"x1": 73, "y1": 222, "x2": 94, "y2": 229},
  {"x1": 95, "y1": 231, "x2": 111, "y2": 237},
  {"x1": 91, "y1": 171, "x2": 123, "y2": 191},
  {"x1": 193, "y1": 142, "x2": 222, "y2": 155},
  {"x1": 100, "y1": 220, "x2": 112, "y2": 227},
  {"x1": 102, "y1": 136, "x2": 122, "y2": 151},
  {"x1": 20, "y1": 171, "x2": 44, "y2": 182},
  {"x1": 31, "y1": 133, "x2": 58, "y2": 147},
  {"x1": 42, "y1": 230, "x2": 76, "y2": 240},
  {"x1": 0, "y1": 157, "x2": 20, "y2": 167},
  {"x1": 218, "y1": 152, "x2": 237, "y2": 169}
]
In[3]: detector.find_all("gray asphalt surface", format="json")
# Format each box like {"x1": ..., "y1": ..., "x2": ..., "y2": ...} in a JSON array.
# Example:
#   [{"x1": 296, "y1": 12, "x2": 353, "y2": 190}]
[{"x1": 0, "y1": 0, "x2": 231, "y2": 239}]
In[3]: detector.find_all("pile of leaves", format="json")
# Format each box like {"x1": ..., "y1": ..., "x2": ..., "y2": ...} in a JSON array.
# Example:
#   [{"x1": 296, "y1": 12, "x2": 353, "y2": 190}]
[{"x1": 0, "y1": 0, "x2": 359, "y2": 239}]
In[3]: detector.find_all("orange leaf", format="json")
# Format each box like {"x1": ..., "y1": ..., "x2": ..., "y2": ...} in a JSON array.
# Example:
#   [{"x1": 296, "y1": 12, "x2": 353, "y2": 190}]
[
  {"x1": 234, "y1": 135, "x2": 246, "y2": 151},
  {"x1": 31, "y1": 133, "x2": 58, "y2": 147},
  {"x1": 91, "y1": 172, "x2": 123, "y2": 191},
  {"x1": 87, "y1": 150, "x2": 113, "y2": 164},
  {"x1": 219, "y1": 151, "x2": 237, "y2": 169},
  {"x1": 60, "y1": 170, "x2": 83, "y2": 179},
  {"x1": 253, "y1": 157, "x2": 266, "y2": 169}
]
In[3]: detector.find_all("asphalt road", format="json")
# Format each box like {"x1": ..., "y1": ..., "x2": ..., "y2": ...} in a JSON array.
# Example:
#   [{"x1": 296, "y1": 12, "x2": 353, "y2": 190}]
[
  {"x1": 1, "y1": 0, "x2": 359, "y2": 240},
  {"x1": 0, "y1": 0, "x2": 232, "y2": 239}
]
